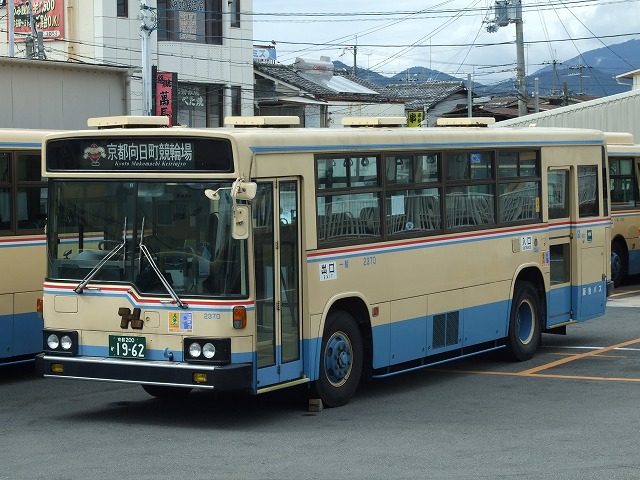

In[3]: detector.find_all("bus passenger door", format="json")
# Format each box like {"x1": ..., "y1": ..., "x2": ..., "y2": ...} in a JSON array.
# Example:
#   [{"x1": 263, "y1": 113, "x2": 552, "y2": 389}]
[
  {"x1": 547, "y1": 168, "x2": 573, "y2": 326},
  {"x1": 254, "y1": 179, "x2": 303, "y2": 390}
]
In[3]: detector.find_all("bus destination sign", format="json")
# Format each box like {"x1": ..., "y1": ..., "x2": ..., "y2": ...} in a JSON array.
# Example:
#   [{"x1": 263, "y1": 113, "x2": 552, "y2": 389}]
[
  {"x1": 46, "y1": 136, "x2": 233, "y2": 172},
  {"x1": 83, "y1": 141, "x2": 194, "y2": 169}
]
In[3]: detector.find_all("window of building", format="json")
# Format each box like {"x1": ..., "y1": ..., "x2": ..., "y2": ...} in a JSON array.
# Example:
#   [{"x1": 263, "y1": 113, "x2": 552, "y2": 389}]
[
  {"x1": 229, "y1": 0, "x2": 240, "y2": 27},
  {"x1": 117, "y1": 0, "x2": 128, "y2": 17},
  {"x1": 231, "y1": 86, "x2": 242, "y2": 116},
  {"x1": 177, "y1": 83, "x2": 224, "y2": 127},
  {"x1": 157, "y1": 0, "x2": 223, "y2": 45}
]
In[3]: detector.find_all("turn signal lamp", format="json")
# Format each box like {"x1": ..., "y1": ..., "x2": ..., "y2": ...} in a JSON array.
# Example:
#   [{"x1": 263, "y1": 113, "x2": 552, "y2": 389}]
[
  {"x1": 51, "y1": 363, "x2": 64, "y2": 373},
  {"x1": 36, "y1": 298, "x2": 44, "y2": 319},
  {"x1": 233, "y1": 306, "x2": 247, "y2": 329},
  {"x1": 193, "y1": 373, "x2": 208, "y2": 384}
]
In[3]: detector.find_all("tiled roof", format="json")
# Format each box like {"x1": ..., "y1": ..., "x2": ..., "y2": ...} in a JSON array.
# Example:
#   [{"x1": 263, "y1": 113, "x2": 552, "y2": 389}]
[
  {"x1": 382, "y1": 81, "x2": 467, "y2": 109},
  {"x1": 254, "y1": 63, "x2": 397, "y2": 102}
]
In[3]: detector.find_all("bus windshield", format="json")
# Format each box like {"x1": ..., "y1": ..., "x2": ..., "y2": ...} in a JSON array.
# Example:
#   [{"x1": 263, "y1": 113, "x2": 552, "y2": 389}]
[{"x1": 47, "y1": 180, "x2": 248, "y2": 298}]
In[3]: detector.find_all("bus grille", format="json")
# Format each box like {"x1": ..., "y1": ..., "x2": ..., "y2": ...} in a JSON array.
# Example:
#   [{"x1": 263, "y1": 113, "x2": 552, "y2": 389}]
[{"x1": 433, "y1": 311, "x2": 460, "y2": 349}]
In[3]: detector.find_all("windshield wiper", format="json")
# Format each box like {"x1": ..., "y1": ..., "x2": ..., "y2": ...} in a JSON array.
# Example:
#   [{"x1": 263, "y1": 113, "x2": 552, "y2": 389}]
[
  {"x1": 74, "y1": 217, "x2": 128, "y2": 294},
  {"x1": 138, "y1": 244, "x2": 188, "y2": 309}
]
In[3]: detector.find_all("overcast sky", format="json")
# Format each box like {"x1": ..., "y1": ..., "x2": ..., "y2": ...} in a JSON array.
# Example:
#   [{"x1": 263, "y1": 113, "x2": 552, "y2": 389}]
[{"x1": 252, "y1": 0, "x2": 640, "y2": 85}]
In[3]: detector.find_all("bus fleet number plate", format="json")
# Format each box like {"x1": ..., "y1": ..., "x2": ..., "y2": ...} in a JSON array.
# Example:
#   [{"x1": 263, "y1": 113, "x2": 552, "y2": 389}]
[{"x1": 109, "y1": 335, "x2": 146, "y2": 358}]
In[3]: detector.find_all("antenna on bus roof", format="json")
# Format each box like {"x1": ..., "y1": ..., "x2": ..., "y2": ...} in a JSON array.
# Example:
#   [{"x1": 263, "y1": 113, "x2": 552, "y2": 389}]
[
  {"x1": 224, "y1": 116, "x2": 300, "y2": 128},
  {"x1": 87, "y1": 116, "x2": 170, "y2": 129}
]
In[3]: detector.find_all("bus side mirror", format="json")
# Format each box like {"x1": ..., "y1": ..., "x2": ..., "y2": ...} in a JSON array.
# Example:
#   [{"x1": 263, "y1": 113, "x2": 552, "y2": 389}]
[
  {"x1": 232, "y1": 205, "x2": 250, "y2": 240},
  {"x1": 234, "y1": 181, "x2": 257, "y2": 201}
]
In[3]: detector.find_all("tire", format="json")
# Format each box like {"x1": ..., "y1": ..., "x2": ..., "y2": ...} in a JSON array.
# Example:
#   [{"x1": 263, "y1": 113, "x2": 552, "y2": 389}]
[
  {"x1": 312, "y1": 310, "x2": 363, "y2": 408},
  {"x1": 611, "y1": 241, "x2": 627, "y2": 288},
  {"x1": 142, "y1": 384, "x2": 192, "y2": 399},
  {"x1": 506, "y1": 281, "x2": 542, "y2": 361}
]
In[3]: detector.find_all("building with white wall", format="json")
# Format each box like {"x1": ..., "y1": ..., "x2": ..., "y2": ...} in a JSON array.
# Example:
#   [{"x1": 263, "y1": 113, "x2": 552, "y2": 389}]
[
  {"x1": 0, "y1": 0, "x2": 254, "y2": 126},
  {"x1": 0, "y1": 57, "x2": 129, "y2": 129}
]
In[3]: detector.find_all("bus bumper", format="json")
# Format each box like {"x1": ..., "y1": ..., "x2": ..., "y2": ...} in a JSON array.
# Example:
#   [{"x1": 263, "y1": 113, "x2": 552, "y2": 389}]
[{"x1": 35, "y1": 353, "x2": 252, "y2": 392}]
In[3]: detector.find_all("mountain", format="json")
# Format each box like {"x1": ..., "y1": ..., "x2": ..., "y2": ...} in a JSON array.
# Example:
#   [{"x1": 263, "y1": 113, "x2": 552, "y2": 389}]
[
  {"x1": 481, "y1": 39, "x2": 640, "y2": 97},
  {"x1": 335, "y1": 39, "x2": 640, "y2": 97}
]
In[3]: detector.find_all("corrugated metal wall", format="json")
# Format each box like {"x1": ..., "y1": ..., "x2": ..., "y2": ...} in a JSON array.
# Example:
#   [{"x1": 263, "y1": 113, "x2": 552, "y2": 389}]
[{"x1": 496, "y1": 89, "x2": 640, "y2": 140}]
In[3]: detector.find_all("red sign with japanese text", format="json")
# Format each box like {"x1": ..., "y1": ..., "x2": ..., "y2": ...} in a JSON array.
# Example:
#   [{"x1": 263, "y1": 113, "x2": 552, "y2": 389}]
[
  {"x1": 9, "y1": 0, "x2": 65, "y2": 42},
  {"x1": 155, "y1": 71, "x2": 177, "y2": 126}
]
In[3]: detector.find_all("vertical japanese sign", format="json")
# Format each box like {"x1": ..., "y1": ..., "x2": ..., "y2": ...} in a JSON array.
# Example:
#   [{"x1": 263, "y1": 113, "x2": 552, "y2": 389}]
[
  {"x1": 154, "y1": 70, "x2": 178, "y2": 126},
  {"x1": 9, "y1": 0, "x2": 65, "y2": 42},
  {"x1": 407, "y1": 111, "x2": 424, "y2": 128}
]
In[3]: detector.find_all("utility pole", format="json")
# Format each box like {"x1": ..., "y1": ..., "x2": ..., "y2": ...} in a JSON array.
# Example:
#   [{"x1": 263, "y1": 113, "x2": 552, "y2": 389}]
[
  {"x1": 8, "y1": 0, "x2": 15, "y2": 57},
  {"x1": 486, "y1": 0, "x2": 527, "y2": 116},
  {"x1": 568, "y1": 60, "x2": 592, "y2": 96},
  {"x1": 139, "y1": 0, "x2": 157, "y2": 116},
  {"x1": 467, "y1": 73, "x2": 473, "y2": 118},
  {"x1": 342, "y1": 43, "x2": 358, "y2": 77},
  {"x1": 542, "y1": 59, "x2": 563, "y2": 95}
]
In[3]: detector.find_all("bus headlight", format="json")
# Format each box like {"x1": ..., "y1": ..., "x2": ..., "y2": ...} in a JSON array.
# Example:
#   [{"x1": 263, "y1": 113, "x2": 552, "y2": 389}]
[
  {"x1": 47, "y1": 334, "x2": 60, "y2": 350},
  {"x1": 60, "y1": 335, "x2": 73, "y2": 350},
  {"x1": 183, "y1": 338, "x2": 230, "y2": 365},
  {"x1": 202, "y1": 343, "x2": 216, "y2": 359},
  {"x1": 188, "y1": 342, "x2": 202, "y2": 358},
  {"x1": 43, "y1": 330, "x2": 78, "y2": 355}
]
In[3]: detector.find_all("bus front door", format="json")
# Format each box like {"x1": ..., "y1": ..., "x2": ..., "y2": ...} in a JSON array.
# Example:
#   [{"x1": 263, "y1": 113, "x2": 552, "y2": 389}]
[{"x1": 254, "y1": 179, "x2": 303, "y2": 390}]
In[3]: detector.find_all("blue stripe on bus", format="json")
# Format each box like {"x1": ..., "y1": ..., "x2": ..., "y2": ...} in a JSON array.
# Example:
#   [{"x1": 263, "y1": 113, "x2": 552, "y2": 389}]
[
  {"x1": 0, "y1": 239, "x2": 46, "y2": 248},
  {"x1": 250, "y1": 139, "x2": 605, "y2": 154},
  {"x1": 301, "y1": 282, "x2": 604, "y2": 382},
  {"x1": 0, "y1": 142, "x2": 42, "y2": 148}
]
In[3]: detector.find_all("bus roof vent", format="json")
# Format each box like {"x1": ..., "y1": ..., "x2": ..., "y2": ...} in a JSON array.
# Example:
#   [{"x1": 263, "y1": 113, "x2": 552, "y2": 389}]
[
  {"x1": 342, "y1": 116, "x2": 407, "y2": 127},
  {"x1": 87, "y1": 116, "x2": 170, "y2": 129},
  {"x1": 224, "y1": 116, "x2": 300, "y2": 127},
  {"x1": 436, "y1": 117, "x2": 495, "y2": 127}
]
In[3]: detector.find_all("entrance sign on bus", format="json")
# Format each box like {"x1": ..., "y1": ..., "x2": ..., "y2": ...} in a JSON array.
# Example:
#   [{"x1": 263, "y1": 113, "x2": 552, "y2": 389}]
[{"x1": 36, "y1": 116, "x2": 611, "y2": 407}]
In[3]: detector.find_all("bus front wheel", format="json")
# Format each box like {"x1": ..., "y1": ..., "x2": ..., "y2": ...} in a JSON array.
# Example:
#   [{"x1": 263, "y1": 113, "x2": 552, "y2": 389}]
[
  {"x1": 506, "y1": 281, "x2": 541, "y2": 361},
  {"x1": 313, "y1": 310, "x2": 363, "y2": 408}
]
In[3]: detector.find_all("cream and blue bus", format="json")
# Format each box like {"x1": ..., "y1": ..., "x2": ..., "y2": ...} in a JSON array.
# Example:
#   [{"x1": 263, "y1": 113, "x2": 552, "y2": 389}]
[
  {"x1": 0, "y1": 129, "x2": 52, "y2": 365},
  {"x1": 36, "y1": 116, "x2": 611, "y2": 407},
  {"x1": 607, "y1": 132, "x2": 640, "y2": 286}
]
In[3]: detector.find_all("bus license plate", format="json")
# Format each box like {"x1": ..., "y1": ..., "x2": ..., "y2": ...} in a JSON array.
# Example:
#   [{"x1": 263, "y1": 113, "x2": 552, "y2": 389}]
[{"x1": 109, "y1": 335, "x2": 146, "y2": 359}]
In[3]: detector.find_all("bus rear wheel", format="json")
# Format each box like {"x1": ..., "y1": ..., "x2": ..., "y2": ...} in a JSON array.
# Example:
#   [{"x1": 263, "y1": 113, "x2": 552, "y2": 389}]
[
  {"x1": 611, "y1": 241, "x2": 627, "y2": 287},
  {"x1": 506, "y1": 281, "x2": 541, "y2": 361},
  {"x1": 312, "y1": 310, "x2": 363, "y2": 408}
]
